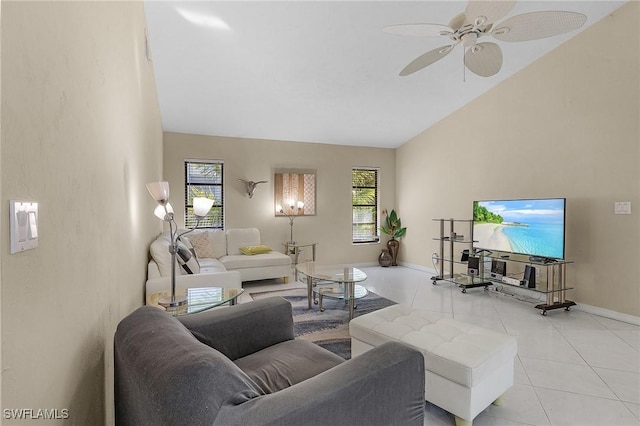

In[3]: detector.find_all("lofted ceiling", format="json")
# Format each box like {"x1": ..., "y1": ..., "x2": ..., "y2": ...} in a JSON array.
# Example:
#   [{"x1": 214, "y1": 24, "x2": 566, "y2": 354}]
[{"x1": 144, "y1": 1, "x2": 624, "y2": 148}]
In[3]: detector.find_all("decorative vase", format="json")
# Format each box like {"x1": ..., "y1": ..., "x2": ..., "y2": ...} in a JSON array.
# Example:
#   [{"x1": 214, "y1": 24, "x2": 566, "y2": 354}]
[
  {"x1": 378, "y1": 249, "x2": 392, "y2": 267},
  {"x1": 387, "y1": 238, "x2": 399, "y2": 266}
]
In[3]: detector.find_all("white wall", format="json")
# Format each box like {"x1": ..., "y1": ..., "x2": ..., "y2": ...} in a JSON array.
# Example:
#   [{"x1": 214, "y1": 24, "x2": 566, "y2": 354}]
[
  {"x1": 1, "y1": 2, "x2": 162, "y2": 424},
  {"x1": 164, "y1": 133, "x2": 396, "y2": 265},
  {"x1": 396, "y1": 2, "x2": 639, "y2": 317}
]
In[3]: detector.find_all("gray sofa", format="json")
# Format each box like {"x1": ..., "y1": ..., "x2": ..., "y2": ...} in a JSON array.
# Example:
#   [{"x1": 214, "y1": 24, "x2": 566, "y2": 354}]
[{"x1": 114, "y1": 297, "x2": 425, "y2": 426}]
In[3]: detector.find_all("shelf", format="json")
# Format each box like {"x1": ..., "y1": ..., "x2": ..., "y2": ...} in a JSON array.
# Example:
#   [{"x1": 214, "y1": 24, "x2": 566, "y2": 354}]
[
  {"x1": 485, "y1": 275, "x2": 574, "y2": 294},
  {"x1": 432, "y1": 217, "x2": 575, "y2": 313},
  {"x1": 482, "y1": 253, "x2": 574, "y2": 267}
]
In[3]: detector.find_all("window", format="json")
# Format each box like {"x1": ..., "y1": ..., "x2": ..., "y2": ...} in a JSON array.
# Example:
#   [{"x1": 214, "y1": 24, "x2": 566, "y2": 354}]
[
  {"x1": 352, "y1": 168, "x2": 379, "y2": 243},
  {"x1": 185, "y1": 160, "x2": 223, "y2": 229}
]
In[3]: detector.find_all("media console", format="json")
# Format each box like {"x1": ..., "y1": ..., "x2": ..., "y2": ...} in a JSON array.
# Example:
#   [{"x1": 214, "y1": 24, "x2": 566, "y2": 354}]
[{"x1": 432, "y1": 218, "x2": 575, "y2": 315}]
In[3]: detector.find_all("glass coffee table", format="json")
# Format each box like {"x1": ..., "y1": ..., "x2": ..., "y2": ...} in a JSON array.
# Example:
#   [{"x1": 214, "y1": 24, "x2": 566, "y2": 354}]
[
  {"x1": 296, "y1": 262, "x2": 368, "y2": 320},
  {"x1": 148, "y1": 286, "x2": 244, "y2": 316}
]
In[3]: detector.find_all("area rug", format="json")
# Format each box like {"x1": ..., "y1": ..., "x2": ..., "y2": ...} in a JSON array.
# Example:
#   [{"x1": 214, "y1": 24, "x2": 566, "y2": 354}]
[{"x1": 250, "y1": 287, "x2": 395, "y2": 359}]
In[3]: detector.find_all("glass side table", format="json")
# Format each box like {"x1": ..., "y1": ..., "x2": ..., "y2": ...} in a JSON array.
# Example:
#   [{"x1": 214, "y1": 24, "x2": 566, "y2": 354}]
[
  {"x1": 283, "y1": 241, "x2": 318, "y2": 281},
  {"x1": 148, "y1": 286, "x2": 244, "y2": 316}
]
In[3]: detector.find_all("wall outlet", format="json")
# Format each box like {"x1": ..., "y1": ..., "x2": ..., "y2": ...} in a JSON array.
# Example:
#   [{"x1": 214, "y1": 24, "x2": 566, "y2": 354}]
[{"x1": 614, "y1": 201, "x2": 631, "y2": 215}]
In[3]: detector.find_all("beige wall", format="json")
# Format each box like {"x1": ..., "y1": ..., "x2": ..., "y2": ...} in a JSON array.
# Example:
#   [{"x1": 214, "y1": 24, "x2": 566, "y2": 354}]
[
  {"x1": 396, "y1": 3, "x2": 639, "y2": 317},
  {"x1": 1, "y1": 2, "x2": 162, "y2": 424},
  {"x1": 164, "y1": 133, "x2": 396, "y2": 265}
]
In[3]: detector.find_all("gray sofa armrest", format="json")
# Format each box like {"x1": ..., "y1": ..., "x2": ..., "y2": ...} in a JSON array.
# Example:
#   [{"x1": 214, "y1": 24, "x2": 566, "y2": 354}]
[
  {"x1": 178, "y1": 297, "x2": 294, "y2": 360},
  {"x1": 213, "y1": 341, "x2": 426, "y2": 426}
]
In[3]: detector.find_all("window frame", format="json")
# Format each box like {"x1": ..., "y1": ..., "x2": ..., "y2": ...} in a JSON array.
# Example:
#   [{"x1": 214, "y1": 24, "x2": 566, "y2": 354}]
[
  {"x1": 184, "y1": 159, "x2": 224, "y2": 229},
  {"x1": 352, "y1": 167, "x2": 380, "y2": 244}
]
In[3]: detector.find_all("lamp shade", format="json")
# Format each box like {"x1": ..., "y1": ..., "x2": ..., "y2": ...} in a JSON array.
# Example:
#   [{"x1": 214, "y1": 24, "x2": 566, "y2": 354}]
[
  {"x1": 146, "y1": 181, "x2": 170, "y2": 204},
  {"x1": 154, "y1": 202, "x2": 174, "y2": 221},
  {"x1": 193, "y1": 197, "x2": 214, "y2": 218}
]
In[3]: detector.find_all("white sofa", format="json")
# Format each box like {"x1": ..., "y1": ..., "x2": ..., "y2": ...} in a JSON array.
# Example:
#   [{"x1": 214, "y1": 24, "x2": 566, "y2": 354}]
[{"x1": 146, "y1": 227, "x2": 291, "y2": 302}]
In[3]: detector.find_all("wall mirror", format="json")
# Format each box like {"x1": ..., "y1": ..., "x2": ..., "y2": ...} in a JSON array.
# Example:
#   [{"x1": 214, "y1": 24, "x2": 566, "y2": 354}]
[{"x1": 274, "y1": 170, "x2": 316, "y2": 216}]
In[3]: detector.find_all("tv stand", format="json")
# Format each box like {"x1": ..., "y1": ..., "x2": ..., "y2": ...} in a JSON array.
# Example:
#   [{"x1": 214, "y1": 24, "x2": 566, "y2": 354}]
[
  {"x1": 432, "y1": 219, "x2": 492, "y2": 293},
  {"x1": 433, "y1": 218, "x2": 576, "y2": 315}
]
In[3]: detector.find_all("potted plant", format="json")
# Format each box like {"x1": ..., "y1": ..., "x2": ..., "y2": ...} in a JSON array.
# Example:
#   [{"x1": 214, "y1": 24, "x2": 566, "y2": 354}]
[{"x1": 379, "y1": 209, "x2": 407, "y2": 266}]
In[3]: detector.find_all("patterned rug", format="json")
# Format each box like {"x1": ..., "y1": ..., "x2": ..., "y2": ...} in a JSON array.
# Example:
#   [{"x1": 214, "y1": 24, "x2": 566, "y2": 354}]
[{"x1": 250, "y1": 287, "x2": 396, "y2": 359}]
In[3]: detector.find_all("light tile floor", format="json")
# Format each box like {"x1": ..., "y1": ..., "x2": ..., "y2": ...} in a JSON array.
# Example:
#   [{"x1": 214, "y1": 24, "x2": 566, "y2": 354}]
[{"x1": 237, "y1": 265, "x2": 640, "y2": 426}]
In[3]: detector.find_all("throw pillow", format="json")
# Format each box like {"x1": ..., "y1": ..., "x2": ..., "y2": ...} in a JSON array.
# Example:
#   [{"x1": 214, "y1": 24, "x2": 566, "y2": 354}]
[
  {"x1": 176, "y1": 243, "x2": 200, "y2": 274},
  {"x1": 239, "y1": 245, "x2": 272, "y2": 255},
  {"x1": 188, "y1": 231, "x2": 216, "y2": 259}
]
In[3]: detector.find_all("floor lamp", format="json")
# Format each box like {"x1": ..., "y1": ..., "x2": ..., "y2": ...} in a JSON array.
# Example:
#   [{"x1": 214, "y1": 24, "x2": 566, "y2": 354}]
[
  {"x1": 146, "y1": 181, "x2": 213, "y2": 307},
  {"x1": 277, "y1": 199, "x2": 304, "y2": 244}
]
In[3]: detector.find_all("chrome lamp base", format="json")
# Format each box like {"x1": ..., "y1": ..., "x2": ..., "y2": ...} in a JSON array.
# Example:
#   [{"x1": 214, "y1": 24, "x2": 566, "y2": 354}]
[{"x1": 159, "y1": 295, "x2": 187, "y2": 308}]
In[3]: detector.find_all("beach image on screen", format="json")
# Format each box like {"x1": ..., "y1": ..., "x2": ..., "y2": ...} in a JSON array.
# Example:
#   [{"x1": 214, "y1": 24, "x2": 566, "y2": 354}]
[{"x1": 473, "y1": 199, "x2": 565, "y2": 259}]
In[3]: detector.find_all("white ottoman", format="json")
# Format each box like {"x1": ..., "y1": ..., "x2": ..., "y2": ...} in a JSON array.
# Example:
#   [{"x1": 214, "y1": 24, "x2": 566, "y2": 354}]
[{"x1": 350, "y1": 304, "x2": 517, "y2": 426}]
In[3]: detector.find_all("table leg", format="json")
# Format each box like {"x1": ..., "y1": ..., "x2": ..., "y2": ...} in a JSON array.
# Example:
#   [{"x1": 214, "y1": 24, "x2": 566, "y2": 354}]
[
  {"x1": 348, "y1": 282, "x2": 355, "y2": 320},
  {"x1": 306, "y1": 275, "x2": 313, "y2": 309}
]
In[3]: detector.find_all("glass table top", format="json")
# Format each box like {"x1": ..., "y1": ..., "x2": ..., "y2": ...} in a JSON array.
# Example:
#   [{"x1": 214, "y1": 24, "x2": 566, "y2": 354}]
[
  {"x1": 295, "y1": 261, "x2": 368, "y2": 283},
  {"x1": 149, "y1": 286, "x2": 244, "y2": 316}
]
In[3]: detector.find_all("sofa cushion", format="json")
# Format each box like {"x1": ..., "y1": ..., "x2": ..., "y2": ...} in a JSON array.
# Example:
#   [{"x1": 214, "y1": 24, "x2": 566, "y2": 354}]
[
  {"x1": 149, "y1": 233, "x2": 172, "y2": 277},
  {"x1": 188, "y1": 231, "x2": 216, "y2": 258},
  {"x1": 226, "y1": 228, "x2": 261, "y2": 255},
  {"x1": 234, "y1": 339, "x2": 345, "y2": 394},
  {"x1": 220, "y1": 252, "x2": 291, "y2": 270},
  {"x1": 198, "y1": 257, "x2": 228, "y2": 274},
  {"x1": 239, "y1": 245, "x2": 272, "y2": 255},
  {"x1": 209, "y1": 229, "x2": 227, "y2": 259},
  {"x1": 176, "y1": 242, "x2": 200, "y2": 274}
]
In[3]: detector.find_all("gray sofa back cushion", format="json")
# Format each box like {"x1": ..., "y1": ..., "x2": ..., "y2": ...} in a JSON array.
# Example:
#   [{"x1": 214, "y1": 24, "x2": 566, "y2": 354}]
[
  {"x1": 114, "y1": 306, "x2": 262, "y2": 426},
  {"x1": 178, "y1": 297, "x2": 295, "y2": 360}
]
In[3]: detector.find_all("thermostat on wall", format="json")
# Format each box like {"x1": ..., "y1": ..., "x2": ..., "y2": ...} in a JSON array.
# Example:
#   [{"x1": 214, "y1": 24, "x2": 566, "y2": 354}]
[{"x1": 10, "y1": 200, "x2": 39, "y2": 254}]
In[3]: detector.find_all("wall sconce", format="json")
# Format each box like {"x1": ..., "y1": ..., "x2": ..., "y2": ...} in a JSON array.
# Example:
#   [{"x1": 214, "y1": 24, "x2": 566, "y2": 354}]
[
  {"x1": 276, "y1": 199, "x2": 304, "y2": 243},
  {"x1": 146, "y1": 181, "x2": 213, "y2": 307}
]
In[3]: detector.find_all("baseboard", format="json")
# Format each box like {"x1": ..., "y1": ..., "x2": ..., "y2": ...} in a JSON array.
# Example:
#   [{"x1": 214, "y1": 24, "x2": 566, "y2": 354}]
[
  {"x1": 396, "y1": 261, "x2": 438, "y2": 275},
  {"x1": 573, "y1": 303, "x2": 640, "y2": 326}
]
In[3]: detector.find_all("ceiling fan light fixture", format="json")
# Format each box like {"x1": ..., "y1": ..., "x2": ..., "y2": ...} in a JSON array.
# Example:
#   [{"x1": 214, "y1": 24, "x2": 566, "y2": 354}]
[{"x1": 461, "y1": 33, "x2": 478, "y2": 47}]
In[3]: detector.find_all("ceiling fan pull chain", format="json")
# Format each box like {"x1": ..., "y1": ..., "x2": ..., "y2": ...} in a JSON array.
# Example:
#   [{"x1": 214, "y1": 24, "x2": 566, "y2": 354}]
[{"x1": 462, "y1": 48, "x2": 466, "y2": 83}]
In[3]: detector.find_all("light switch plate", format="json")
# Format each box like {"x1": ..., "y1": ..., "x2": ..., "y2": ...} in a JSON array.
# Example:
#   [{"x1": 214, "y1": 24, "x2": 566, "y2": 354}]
[
  {"x1": 614, "y1": 201, "x2": 631, "y2": 215},
  {"x1": 10, "y1": 200, "x2": 39, "y2": 254}
]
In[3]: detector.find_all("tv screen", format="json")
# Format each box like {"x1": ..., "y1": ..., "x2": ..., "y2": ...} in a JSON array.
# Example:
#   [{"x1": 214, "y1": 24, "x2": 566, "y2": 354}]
[{"x1": 473, "y1": 198, "x2": 566, "y2": 260}]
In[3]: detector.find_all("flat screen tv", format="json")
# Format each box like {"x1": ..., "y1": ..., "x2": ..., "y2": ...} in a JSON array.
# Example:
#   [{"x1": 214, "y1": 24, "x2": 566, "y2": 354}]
[{"x1": 473, "y1": 198, "x2": 566, "y2": 260}]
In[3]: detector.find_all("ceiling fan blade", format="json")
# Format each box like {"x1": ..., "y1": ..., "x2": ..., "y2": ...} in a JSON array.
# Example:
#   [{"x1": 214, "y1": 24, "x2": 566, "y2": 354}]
[
  {"x1": 463, "y1": 0, "x2": 516, "y2": 27},
  {"x1": 400, "y1": 45, "x2": 455, "y2": 76},
  {"x1": 383, "y1": 23, "x2": 453, "y2": 37},
  {"x1": 464, "y1": 42, "x2": 503, "y2": 77},
  {"x1": 493, "y1": 11, "x2": 587, "y2": 42}
]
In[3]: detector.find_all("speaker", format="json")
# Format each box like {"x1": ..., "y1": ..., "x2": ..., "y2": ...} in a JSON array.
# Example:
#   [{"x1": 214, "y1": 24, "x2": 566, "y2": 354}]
[
  {"x1": 523, "y1": 265, "x2": 536, "y2": 288},
  {"x1": 490, "y1": 260, "x2": 506, "y2": 280},
  {"x1": 461, "y1": 249, "x2": 469, "y2": 262},
  {"x1": 467, "y1": 256, "x2": 479, "y2": 276}
]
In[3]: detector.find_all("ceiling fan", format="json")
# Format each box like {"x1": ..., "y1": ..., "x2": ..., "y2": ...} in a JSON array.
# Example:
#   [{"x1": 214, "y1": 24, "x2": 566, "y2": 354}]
[{"x1": 384, "y1": 1, "x2": 587, "y2": 77}]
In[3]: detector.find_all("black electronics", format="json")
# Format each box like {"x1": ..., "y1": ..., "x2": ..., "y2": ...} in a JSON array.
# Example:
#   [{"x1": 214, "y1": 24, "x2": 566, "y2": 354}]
[
  {"x1": 490, "y1": 259, "x2": 506, "y2": 280},
  {"x1": 467, "y1": 256, "x2": 479, "y2": 276},
  {"x1": 461, "y1": 249, "x2": 469, "y2": 262},
  {"x1": 523, "y1": 265, "x2": 536, "y2": 288}
]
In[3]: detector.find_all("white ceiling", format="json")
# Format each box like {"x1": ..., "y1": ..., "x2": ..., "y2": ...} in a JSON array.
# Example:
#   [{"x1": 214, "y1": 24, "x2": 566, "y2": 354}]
[{"x1": 144, "y1": 1, "x2": 624, "y2": 148}]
